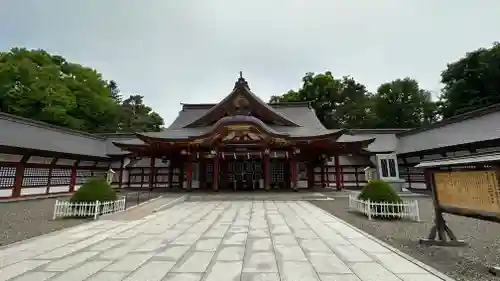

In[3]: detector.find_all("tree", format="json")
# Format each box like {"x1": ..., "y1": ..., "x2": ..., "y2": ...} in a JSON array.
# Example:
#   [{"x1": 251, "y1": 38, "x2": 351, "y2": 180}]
[
  {"x1": 118, "y1": 95, "x2": 164, "y2": 132},
  {"x1": 371, "y1": 78, "x2": 438, "y2": 128},
  {"x1": 439, "y1": 42, "x2": 500, "y2": 118},
  {"x1": 270, "y1": 72, "x2": 375, "y2": 128},
  {"x1": 0, "y1": 47, "x2": 164, "y2": 133}
]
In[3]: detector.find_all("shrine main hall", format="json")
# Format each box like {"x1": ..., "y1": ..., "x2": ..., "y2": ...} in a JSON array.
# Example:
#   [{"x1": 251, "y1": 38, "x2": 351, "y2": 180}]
[{"x1": 2, "y1": 74, "x2": 500, "y2": 198}]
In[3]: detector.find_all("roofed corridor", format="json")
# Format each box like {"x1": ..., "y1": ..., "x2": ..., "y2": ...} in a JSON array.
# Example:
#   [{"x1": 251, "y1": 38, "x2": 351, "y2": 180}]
[{"x1": 0, "y1": 200, "x2": 452, "y2": 281}]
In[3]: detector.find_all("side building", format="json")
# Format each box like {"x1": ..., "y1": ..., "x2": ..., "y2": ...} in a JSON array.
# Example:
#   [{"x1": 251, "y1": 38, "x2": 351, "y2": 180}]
[{"x1": 0, "y1": 75, "x2": 499, "y2": 198}]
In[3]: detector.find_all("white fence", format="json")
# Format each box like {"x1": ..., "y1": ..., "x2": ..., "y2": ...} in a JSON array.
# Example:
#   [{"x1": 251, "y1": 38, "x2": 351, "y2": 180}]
[
  {"x1": 53, "y1": 198, "x2": 126, "y2": 220},
  {"x1": 348, "y1": 192, "x2": 420, "y2": 221}
]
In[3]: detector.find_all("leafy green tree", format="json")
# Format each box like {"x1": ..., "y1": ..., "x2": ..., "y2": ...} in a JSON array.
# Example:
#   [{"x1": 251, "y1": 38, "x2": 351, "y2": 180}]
[
  {"x1": 118, "y1": 95, "x2": 164, "y2": 132},
  {"x1": 0, "y1": 47, "x2": 164, "y2": 133},
  {"x1": 270, "y1": 72, "x2": 375, "y2": 128},
  {"x1": 372, "y1": 78, "x2": 438, "y2": 128},
  {"x1": 439, "y1": 42, "x2": 500, "y2": 118}
]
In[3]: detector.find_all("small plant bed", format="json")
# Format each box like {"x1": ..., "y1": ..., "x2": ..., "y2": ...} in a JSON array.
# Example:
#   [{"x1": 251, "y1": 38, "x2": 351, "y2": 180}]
[
  {"x1": 53, "y1": 178, "x2": 126, "y2": 219},
  {"x1": 349, "y1": 180, "x2": 420, "y2": 221}
]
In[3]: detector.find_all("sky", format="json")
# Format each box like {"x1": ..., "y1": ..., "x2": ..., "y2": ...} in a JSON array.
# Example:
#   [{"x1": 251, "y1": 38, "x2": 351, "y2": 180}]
[{"x1": 1, "y1": 1, "x2": 499, "y2": 126}]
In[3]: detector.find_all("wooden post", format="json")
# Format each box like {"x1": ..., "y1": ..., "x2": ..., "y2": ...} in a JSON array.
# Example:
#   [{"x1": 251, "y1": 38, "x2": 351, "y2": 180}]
[
  {"x1": 419, "y1": 169, "x2": 466, "y2": 247},
  {"x1": 149, "y1": 157, "x2": 156, "y2": 190},
  {"x1": 334, "y1": 155, "x2": 342, "y2": 190},
  {"x1": 168, "y1": 159, "x2": 174, "y2": 188},
  {"x1": 13, "y1": 155, "x2": 30, "y2": 197}
]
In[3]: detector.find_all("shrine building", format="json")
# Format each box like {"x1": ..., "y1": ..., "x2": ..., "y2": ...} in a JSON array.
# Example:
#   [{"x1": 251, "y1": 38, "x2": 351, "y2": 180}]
[{"x1": 2, "y1": 74, "x2": 500, "y2": 198}]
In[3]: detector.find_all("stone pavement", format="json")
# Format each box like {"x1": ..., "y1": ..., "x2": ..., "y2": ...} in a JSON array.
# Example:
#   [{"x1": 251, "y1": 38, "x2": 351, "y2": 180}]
[{"x1": 0, "y1": 200, "x2": 453, "y2": 281}]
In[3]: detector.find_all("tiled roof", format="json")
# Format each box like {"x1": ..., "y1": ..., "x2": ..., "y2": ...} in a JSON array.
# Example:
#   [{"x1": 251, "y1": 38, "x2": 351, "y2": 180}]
[
  {"x1": 0, "y1": 112, "x2": 108, "y2": 158},
  {"x1": 397, "y1": 109, "x2": 500, "y2": 154}
]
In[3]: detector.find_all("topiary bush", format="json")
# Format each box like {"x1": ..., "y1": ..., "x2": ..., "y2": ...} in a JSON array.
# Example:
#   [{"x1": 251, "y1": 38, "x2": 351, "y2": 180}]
[
  {"x1": 70, "y1": 177, "x2": 117, "y2": 203},
  {"x1": 358, "y1": 180, "x2": 402, "y2": 219}
]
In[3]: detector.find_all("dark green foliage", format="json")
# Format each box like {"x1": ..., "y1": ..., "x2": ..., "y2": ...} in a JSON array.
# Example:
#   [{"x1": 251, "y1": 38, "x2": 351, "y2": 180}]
[
  {"x1": 358, "y1": 180, "x2": 403, "y2": 220},
  {"x1": 439, "y1": 42, "x2": 500, "y2": 118},
  {"x1": 270, "y1": 72, "x2": 438, "y2": 129},
  {"x1": 70, "y1": 178, "x2": 117, "y2": 203},
  {"x1": 0, "y1": 47, "x2": 164, "y2": 133},
  {"x1": 358, "y1": 180, "x2": 402, "y2": 203}
]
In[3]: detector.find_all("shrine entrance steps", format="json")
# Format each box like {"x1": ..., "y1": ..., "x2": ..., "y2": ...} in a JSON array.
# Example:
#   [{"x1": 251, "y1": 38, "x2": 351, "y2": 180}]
[{"x1": 185, "y1": 192, "x2": 332, "y2": 202}]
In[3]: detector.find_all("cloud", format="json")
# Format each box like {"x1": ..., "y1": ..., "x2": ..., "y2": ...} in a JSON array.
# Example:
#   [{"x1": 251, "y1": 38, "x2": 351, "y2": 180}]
[{"x1": 1, "y1": 0, "x2": 499, "y2": 125}]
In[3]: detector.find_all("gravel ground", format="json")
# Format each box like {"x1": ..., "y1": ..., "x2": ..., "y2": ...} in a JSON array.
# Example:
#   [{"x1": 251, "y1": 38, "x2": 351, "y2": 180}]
[
  {"x1": 0, "y1": 196, "x2": 88, "y2": 247},
  {"x1": 0, "y1": 191, "x2": 163, "y2": 247},
  {"x1": 310, "y1": 197, "x2": 500, "y2": 281}
]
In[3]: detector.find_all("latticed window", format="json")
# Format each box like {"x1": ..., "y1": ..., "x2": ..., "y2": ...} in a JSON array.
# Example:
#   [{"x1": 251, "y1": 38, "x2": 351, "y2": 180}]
[
  {"x1": 271, "y1": 161, "x2": 285, "y2": 183},
  {"x1": 76, "y1": 169, "x2": 92, "y2": 184},
  {"x1": 0, "y1": 166, "x2": 16, "y2": 189},
  {"x1": 50, "y1": 168, "x2": 71, "y2": 186},
  {"x1": 22, "y1": 168, "x2": 50, "y2": 187}
]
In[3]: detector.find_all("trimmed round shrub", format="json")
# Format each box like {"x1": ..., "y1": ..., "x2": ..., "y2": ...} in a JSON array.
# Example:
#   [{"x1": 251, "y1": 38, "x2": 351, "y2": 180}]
[
  {"x1": 70, "y1": 177, "x2": 117, "y2": 203},
  {"x1": 358, "y1": 180, "x2": 401, "y2": 203},
  {"x1": 357, "y1": 180, "x2": 402, "y2": 220}
]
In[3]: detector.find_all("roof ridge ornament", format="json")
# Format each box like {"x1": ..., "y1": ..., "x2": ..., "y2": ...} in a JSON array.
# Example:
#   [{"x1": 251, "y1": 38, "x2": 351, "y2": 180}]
[{"x1": 234, "y1": 71, "x2": 250, "y2": 90}]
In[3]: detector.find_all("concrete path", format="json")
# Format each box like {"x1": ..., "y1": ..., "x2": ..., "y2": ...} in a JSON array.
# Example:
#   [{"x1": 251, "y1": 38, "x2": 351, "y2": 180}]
[{"x1": 0, "y1": 200, "x2": 453, "y2": 281}]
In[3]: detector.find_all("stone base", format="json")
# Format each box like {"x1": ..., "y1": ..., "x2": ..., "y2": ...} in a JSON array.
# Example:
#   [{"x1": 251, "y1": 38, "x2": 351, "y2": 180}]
[
  {"x1": 385, "y1": 179, "x2": 405, "y2": 193},
  {"x1": 418, "y1": 238, "x2": 467, "y2": 247}
]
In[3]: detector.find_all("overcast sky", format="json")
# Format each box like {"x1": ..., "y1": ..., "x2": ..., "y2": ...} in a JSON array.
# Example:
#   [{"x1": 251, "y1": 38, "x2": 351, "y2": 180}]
[{"x1": 1, "y1": 1, "x2": 499, "y2": 126}]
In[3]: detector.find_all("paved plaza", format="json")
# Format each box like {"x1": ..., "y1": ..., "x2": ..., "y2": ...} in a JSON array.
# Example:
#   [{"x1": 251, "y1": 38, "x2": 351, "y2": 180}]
[{"x1": 0, "y1": 200, "x2": 453, "y2": 281}]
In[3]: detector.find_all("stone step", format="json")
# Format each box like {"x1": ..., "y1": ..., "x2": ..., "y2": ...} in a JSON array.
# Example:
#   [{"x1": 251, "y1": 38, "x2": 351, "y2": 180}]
[{"x1": 186, "y1": 192, "x2": 329, "y2": 201}]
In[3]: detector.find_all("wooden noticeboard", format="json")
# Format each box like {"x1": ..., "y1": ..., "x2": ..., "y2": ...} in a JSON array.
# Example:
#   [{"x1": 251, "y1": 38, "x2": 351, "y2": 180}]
[{"x1": 433, "y1": 170, "x2": 500, "y2": 215}]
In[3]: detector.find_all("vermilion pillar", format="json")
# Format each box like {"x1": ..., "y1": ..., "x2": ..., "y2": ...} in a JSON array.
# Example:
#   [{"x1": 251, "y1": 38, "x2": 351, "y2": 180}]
[
  {"x1": 149, "y1": 157, "x2": 156, "y2": 190},
  {"x1": 13, "y1": 156, "x2": 29, "y2": 197},
  {"x1": 69, "y1": 166, "x2": 77, "y2": 192},
  {"x1": 213, "y1": 152, "x2": 219, "y2": 191},
  {"x1": 264, "y1": 151, "x2": 270, "y2": 189},
  {"x1": 334, "y1": 155, "x2": 342, "y2": 190}
]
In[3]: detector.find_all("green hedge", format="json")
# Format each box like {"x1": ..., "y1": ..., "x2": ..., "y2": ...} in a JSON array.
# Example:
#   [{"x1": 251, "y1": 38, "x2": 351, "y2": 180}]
[
  {"x1": 70, "y1": 177, "x2": 117, "y2": 203},
  {"x1": 358, "y1": 180, "x2": 402, "y2": 203},
  {"x1": 358, "y1": 180, "x2": 402, "y2": 220}
]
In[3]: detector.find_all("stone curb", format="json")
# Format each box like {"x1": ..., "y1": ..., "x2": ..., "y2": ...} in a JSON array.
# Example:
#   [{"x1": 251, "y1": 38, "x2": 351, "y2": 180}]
[
  {"x1": 152, "y1": 196, "x2": 187, "y2": 213},
  {"x1": 98, "y1": 194, "x2": 165, "y2": 220},
  {"x1": 0, "y1": 193, "x2": 72, "y2": 203},
  {"x1": 305, "y1": 201, "x2": 456, "y2": 281}
]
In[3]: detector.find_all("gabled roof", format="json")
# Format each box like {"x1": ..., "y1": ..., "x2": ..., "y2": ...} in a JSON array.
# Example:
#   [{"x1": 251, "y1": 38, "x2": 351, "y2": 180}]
[{"x1": 184, "y1": 75, "x2": 299, "y2": 127}]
